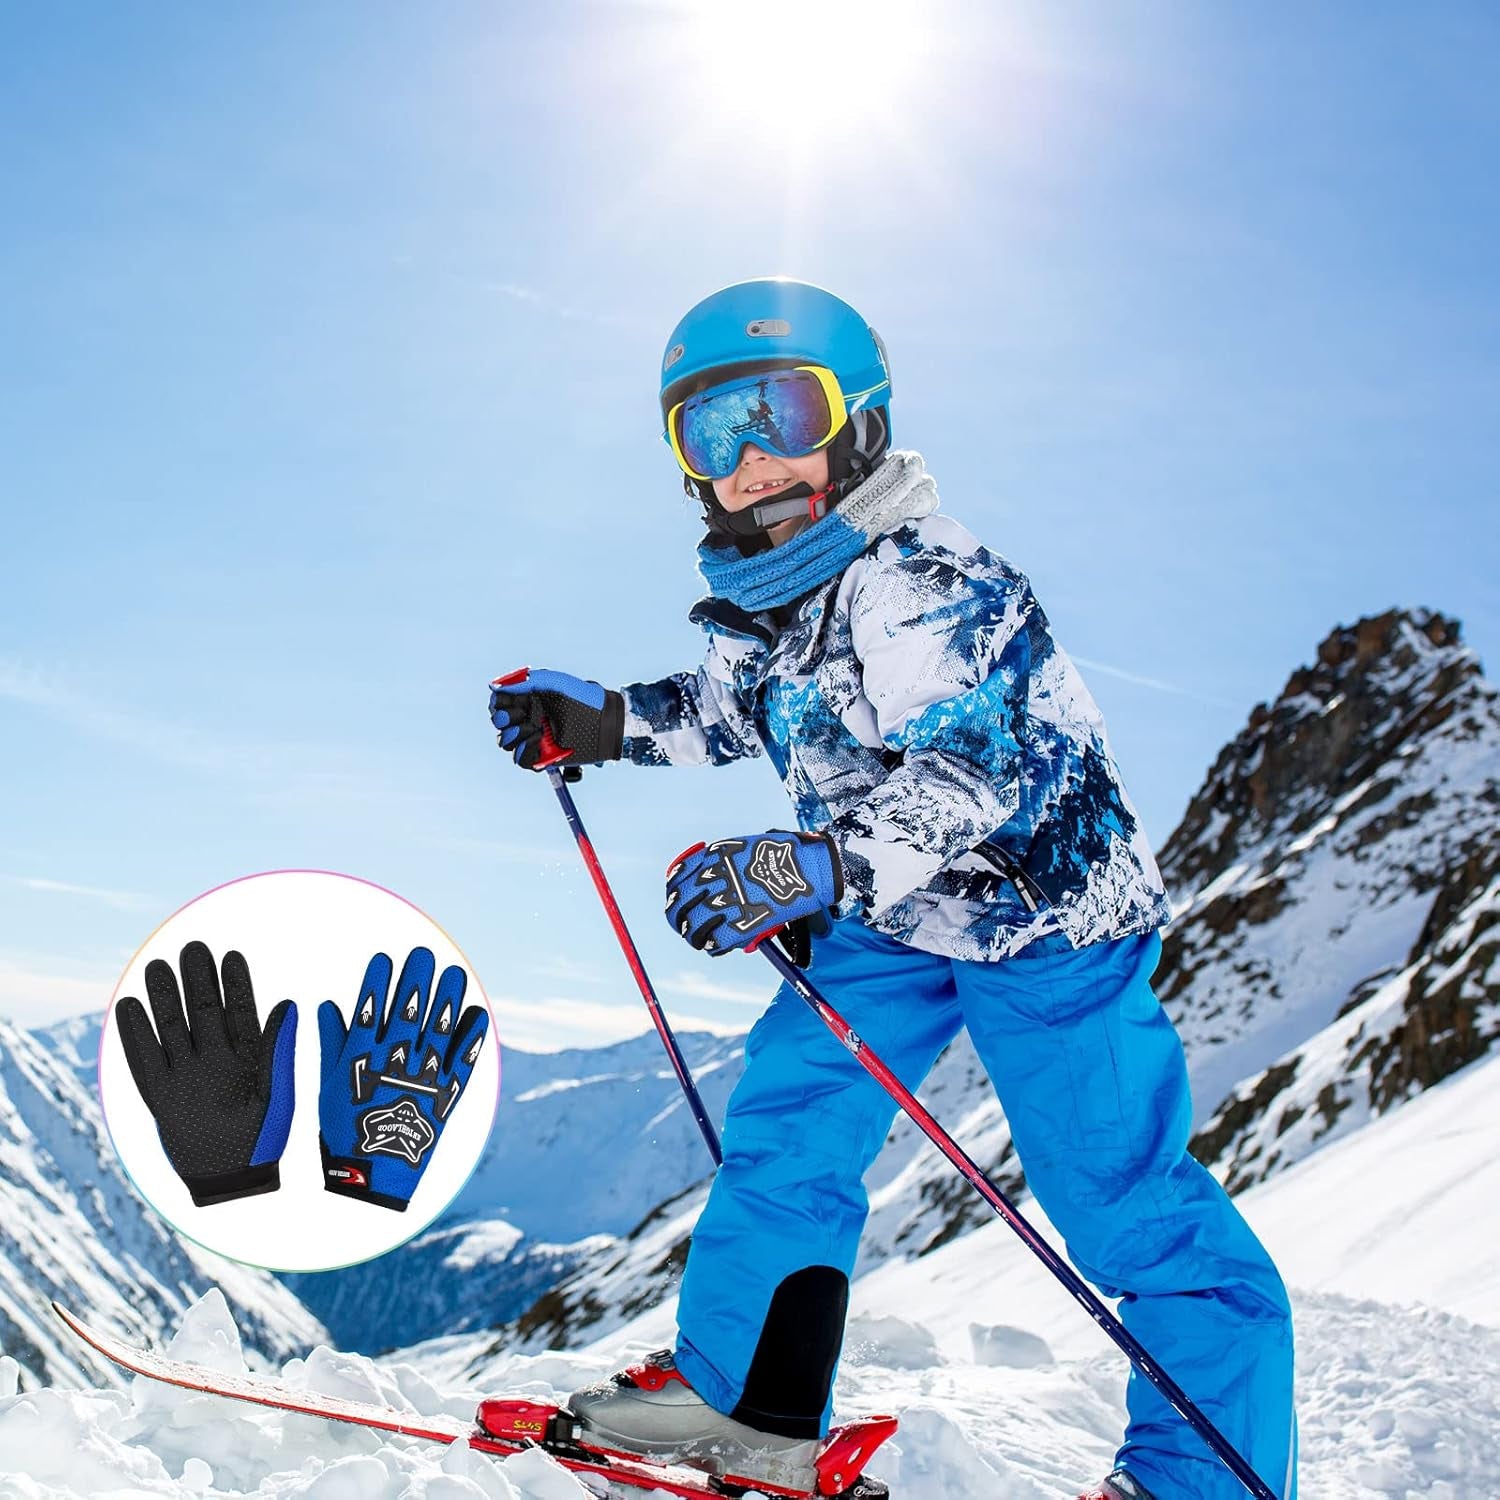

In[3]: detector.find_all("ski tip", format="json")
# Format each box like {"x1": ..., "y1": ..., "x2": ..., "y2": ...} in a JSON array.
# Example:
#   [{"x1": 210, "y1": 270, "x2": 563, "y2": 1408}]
[
  {"x1": 50, "y1": 1302, "x2": 111, "y2": 1350},
  {"x1": 51, "y1": 1303, "x2": 93, "y2": 1343}
]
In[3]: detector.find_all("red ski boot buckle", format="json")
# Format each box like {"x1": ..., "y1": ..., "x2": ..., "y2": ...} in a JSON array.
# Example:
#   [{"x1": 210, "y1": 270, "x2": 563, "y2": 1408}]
[{"x1": 621, "y1": 1357, "x2": 690, "y2": 1392}]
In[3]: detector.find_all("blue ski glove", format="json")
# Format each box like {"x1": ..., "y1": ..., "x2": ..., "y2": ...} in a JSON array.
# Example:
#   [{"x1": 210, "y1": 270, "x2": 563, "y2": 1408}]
[
  {"x1": 489, "y1": 667, "x2": 625, "y2": 770},
  {"x1": 116, "y1": 941, "x2": 296, "y2": 1207},
  {"x1": 317, "y1": 947, "x2": 489, "y2": 1212},
  {"x1": 665, "y1": 831, "x2": 844, "y2": 956}
]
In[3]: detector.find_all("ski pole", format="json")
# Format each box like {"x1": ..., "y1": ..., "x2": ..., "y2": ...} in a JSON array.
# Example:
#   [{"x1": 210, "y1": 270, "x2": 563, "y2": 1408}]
[
  {"x1": 542, "y1": 764, "x2": 723, "y2": 1169},
  {"x1": 755, "y1": 938, "x2": 1279, "y2": 1500}
]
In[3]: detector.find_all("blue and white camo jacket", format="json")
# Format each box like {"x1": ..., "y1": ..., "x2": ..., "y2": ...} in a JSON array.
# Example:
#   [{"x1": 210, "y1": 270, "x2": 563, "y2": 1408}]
[{"x1": 621, "y1": 463, "x2": 1171, "y2": 963}]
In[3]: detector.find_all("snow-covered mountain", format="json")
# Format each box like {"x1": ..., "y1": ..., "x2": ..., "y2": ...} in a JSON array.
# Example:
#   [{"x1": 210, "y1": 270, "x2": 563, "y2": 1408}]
[
  {"x1": 1165, "y1": 609, "x2": 1500, "y2": 1189},
  {"x1": 0, "y1": 1016, "x2": 326, "y2": 1390}
]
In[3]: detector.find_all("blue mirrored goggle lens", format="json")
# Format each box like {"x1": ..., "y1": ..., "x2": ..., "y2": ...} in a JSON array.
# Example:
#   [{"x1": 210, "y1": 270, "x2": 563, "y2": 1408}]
[{"x1": 678, "y1": 370, "x2": 836, "y2": 480}]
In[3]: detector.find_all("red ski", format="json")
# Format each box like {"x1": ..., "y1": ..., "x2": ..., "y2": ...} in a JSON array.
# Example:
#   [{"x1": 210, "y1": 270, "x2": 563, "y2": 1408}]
[{"x1": 53, "y1": 1303, "x2": 895, "y2": 1498}]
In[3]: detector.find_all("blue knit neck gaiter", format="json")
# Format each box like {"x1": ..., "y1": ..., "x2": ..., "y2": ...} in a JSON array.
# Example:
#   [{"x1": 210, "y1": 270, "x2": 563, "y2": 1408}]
[{"x1": 696, "y1": 452, "x2": 939, "y2": 612}]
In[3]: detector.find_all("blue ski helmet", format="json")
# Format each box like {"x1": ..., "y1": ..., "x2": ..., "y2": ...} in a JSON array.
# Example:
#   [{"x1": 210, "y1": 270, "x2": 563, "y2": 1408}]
[
  {"x1": 660, "y1": 278, "x2": 891, "y2": 424},
  {"x1": 659, "y1": 278, "x2": 893, "y2": 538}
]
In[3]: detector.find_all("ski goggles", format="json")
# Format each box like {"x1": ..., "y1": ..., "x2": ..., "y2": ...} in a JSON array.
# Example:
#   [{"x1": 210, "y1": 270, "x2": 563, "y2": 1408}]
[{"x1": 666, "y1": 365, "x2": 873, "y2": 482}]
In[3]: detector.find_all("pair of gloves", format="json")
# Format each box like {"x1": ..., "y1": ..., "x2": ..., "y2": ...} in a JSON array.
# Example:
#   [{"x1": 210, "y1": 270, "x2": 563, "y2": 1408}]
[
  {"x1": 116, "y1": 941, "x2": 487, "y2": 1213},
  {"x1": 489, "y1": 668, "x2": 844, "y2": 958}
]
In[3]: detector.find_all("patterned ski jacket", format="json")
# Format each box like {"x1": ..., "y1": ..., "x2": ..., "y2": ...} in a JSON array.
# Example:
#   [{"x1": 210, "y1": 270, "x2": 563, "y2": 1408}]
[{"x1": 621, "y1": 462, "x2": 1170, "y2": 962}]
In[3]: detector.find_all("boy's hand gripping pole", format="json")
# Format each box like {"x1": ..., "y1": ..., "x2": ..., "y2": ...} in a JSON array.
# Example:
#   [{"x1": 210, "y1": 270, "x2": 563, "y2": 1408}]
[
  {"x1": 755, "y1": 936, "x2": 1280, "y2": 1500},
  {"x1": 545, "y1": 770, "x2": 723, "y2": 1169}
]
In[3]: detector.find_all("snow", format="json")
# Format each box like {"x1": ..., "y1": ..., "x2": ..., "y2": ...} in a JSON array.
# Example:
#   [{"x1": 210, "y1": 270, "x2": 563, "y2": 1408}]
[
  {"x1": 1246, "y1": 1046, "x2": 1500, "y2": 1325},
  {"x1": 5, "y1": 1290, "x2": 1495, "y2": 1497},
  {"x1": 8, "y1": 1053, "x2": 1499, "y2": 1497}
]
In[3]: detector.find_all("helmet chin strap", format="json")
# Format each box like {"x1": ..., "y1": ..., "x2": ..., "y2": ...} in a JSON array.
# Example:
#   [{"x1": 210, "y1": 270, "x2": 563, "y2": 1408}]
[{"x1": 716, "y1": 481, "x2": 835, "y2": 538}]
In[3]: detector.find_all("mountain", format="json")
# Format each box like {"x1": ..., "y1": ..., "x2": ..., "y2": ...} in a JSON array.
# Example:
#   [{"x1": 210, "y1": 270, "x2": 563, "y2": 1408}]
[
  {"x1": 1163, "y1": 609, "x2": 1500, "y2": 1188},
  {"x1": 0, "y1": 1017, "x2": 326, "y2": 1390}
]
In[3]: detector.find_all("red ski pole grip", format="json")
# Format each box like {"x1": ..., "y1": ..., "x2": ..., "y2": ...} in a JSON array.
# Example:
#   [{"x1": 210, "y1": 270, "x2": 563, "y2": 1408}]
[
  {"x1": 534, "y1": 722, "x2": 572, "y2": 769},
  {"x1": 742, "y1": 922, "x2": 786, "y2": 956},
  {"x1": 490, "y1": 668, "x2": 572, "y2": 769}
]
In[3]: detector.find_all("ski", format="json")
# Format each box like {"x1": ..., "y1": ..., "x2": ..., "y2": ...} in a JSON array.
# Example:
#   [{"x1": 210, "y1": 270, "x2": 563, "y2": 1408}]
[{"x1": 52, "y1": 1303, "x2": 894, "y2": 1499}]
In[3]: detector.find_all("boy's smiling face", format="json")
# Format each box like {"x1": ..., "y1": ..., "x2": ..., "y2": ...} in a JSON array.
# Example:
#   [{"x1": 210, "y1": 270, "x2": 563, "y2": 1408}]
[{"x1": 711, "y1": 443, "x2": 831, "y2": 547}]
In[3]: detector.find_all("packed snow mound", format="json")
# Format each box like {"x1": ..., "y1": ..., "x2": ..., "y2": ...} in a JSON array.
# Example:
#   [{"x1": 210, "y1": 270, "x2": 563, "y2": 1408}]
[
  {"x1": 3, "y1": 1286, "x2": 1497, "y2": 1498},
  {"x1": 1293, "y1": 1295, "x2": 1500, "y2": 1500}
]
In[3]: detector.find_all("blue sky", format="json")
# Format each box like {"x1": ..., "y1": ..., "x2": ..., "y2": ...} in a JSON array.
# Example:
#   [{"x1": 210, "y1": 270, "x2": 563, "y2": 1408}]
[{"x1": 3, "y1": 3, "x2": 1497, "y2": 1047}]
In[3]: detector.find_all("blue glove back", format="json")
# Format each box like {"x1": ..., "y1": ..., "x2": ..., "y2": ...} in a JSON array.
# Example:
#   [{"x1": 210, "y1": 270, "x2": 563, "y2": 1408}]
[
  {"x1": 317, "y1": 947, "x2": 489, "y2": 1212},
  {"x1": 665, "y1": 830, "x2": 844, "y2": 956}
]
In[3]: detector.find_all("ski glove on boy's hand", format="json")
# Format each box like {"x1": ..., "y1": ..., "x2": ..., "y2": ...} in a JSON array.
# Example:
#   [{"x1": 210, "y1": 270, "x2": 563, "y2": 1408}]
[
  {"x1": 317, "y1": 947, "x2": 489, "y2": 1212},
  {"x1": 489, "y1": 667, "x2": 625, "y2": 770},
  {"x1": 665, "y1": 830, "x2": 844, "y2": 956},
  {"x1": 115, "y1": 941, "x2": 297, "y2": 1207}
]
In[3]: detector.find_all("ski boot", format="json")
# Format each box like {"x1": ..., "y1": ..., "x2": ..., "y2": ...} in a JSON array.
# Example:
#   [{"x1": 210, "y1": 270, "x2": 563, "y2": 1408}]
[
  {"x1": 566, "y1": 1349, "x2": 891, "y2": 1497},
  {"x1": 1078, "y1": 1470, "x2": 1156, "y2": 1500}
]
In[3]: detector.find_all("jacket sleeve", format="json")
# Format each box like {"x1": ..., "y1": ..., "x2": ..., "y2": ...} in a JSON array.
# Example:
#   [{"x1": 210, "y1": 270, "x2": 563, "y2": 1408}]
[
  {"x1": 825, "y1": 545, "x2": 1034, "y2": 918},
  {"x1": 619, "y1": 650, "x2": 763, "y2": 768}
]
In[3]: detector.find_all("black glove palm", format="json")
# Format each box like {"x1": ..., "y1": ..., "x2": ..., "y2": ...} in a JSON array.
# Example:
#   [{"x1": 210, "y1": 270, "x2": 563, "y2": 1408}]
[{"x1": 115, "y1": 941, "x2": 297, "y2": 1207}]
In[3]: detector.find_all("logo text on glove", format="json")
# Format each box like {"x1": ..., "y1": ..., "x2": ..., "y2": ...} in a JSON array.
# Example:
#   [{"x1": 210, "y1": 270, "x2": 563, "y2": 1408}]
[
  {"x1": 745, "y1": 839, "x2": 812, "y2": 904},
  {"x1": 357, "y1": 1098, "x2": 438, "y2": 1164}
]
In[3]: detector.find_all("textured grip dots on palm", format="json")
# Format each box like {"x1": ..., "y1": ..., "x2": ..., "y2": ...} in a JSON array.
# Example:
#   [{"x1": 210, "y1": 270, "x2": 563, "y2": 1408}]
[
  {"x1": 114, "y1": 941, "x2": 297, "y2": 1208},
  {"x1": 317, "y1": 947, "x2": 489, "y2": 1212}
]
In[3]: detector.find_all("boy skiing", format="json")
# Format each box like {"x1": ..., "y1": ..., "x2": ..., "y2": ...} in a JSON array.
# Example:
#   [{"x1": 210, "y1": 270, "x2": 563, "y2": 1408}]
[{"x1": 489, "y1": 279, "x2": 1295, "y2": 1500}]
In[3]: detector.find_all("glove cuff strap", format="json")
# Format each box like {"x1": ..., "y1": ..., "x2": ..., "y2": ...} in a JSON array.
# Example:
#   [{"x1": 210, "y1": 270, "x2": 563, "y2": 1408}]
[
  {"x1": 601, "y1": 689, "x2": 626, "y2": 761},
  {"x1": 319, "y1": 1137, "x2": 410, "y2": 1212},
  {"x1": 814, "y1": 830, "x2": 846, "y2": 906},
  {"x1": 183, "y1": 1162, "x2": 281, "y2": 1208}
]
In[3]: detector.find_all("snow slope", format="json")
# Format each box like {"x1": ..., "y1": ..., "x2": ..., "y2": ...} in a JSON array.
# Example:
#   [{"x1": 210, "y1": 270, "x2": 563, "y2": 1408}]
[
  {"x1": 8, "y1": 1289, "x2": 1495, "y2": 1499},
  {"x1": 5, "y1": 1052, "x2": 1497, "y2": 1498}
]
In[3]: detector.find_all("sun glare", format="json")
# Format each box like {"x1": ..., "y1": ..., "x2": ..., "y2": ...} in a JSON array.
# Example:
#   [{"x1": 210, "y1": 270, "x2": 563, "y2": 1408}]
[
  {"x1": 591, "y1": 0, "x2": 975, "y2": 264},
  {"x1": 672, "y1": 0, "x2": 940, "y2": 151}
]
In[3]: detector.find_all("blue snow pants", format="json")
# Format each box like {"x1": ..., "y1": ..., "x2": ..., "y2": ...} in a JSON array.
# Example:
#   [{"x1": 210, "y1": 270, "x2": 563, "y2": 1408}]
[{"x1": 674, "y1": 921, "x2": 1297, "y2": 1500}]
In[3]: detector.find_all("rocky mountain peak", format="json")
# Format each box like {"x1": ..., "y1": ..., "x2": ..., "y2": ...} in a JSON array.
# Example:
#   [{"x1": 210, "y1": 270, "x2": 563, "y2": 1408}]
[
  {"x1": 1162, "y1": 608, "x2": 1487, "y2": 896},
  {"x1": 1145, "y1": 606, "x2": 1500, "y2": 1192}
]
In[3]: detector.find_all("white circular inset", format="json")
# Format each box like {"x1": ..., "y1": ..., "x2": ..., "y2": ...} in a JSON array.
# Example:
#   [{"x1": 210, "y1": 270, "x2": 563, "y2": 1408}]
[{"x1": 98, "y1": 869, "x2": 501, "y2": 1271}]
